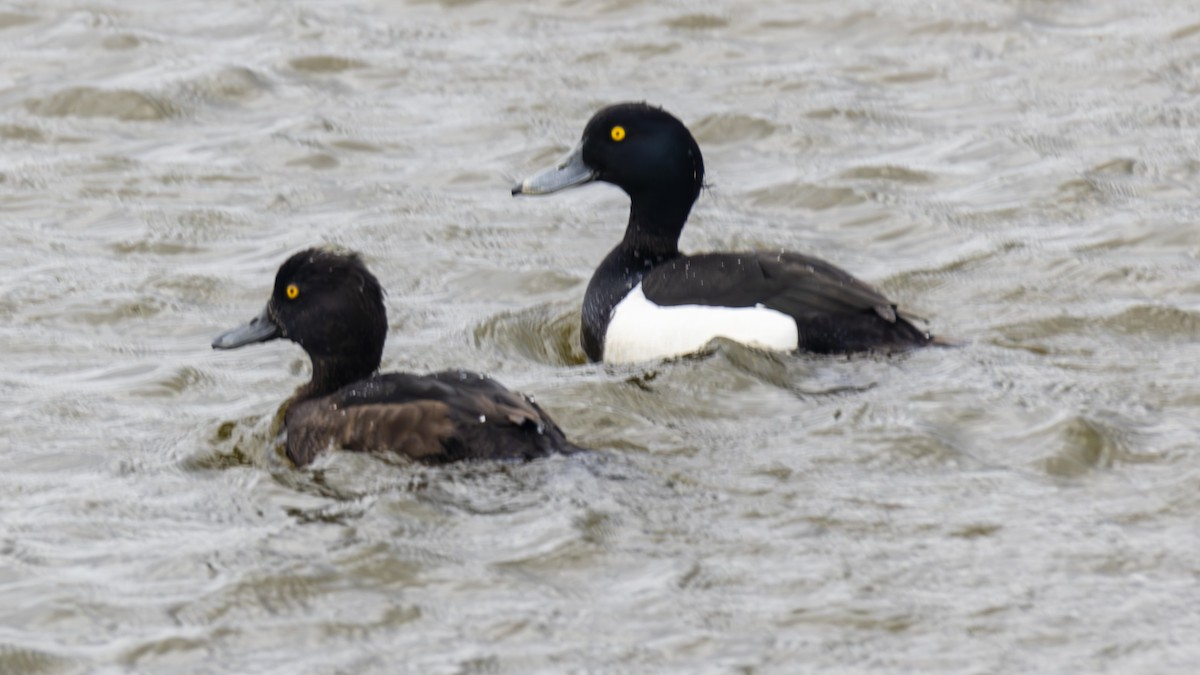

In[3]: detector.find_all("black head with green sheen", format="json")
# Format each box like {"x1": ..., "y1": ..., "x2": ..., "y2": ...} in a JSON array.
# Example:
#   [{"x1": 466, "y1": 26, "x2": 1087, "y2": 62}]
[{"x1": 212, "y1": 248, "x2": 387, "y2": 393}]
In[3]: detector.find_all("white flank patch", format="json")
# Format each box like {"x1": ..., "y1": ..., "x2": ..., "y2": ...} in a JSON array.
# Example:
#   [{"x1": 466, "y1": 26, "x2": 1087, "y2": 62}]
[{"x1": 603, "y1": 284, "x2": 799, "y2": 364}]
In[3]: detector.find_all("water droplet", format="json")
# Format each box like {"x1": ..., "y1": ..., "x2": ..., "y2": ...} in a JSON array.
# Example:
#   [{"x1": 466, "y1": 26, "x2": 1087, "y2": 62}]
[{"x1": 478, "y1": 415, "x2": 486, "y2": 423}]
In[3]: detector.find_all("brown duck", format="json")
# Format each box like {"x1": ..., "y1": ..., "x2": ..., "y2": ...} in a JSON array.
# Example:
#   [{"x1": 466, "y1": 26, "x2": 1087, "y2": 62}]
[{"x1": 212, "y1": 248, "x2": 581, "y2": 466}]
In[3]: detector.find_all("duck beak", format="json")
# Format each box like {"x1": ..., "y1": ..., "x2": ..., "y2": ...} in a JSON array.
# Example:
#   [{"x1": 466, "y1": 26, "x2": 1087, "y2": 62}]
[
  {"x1": 511, "y1": 141, "x2": 597, "y2": 196},
  {"x1": 212, "y1": 305, "x2": 281, "y2": 350}
]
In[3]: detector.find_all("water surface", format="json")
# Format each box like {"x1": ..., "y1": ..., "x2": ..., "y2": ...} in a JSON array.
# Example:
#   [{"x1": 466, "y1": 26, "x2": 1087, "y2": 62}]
[{"x1": 2, "y1": 0, "x2": 1199, "y2": 672}]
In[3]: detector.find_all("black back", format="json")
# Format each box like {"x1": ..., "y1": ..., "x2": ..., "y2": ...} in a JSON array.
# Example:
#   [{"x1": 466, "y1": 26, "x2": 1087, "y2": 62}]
[{"x1": 642, "y1": 252, "x2": 929, "y2": 353}]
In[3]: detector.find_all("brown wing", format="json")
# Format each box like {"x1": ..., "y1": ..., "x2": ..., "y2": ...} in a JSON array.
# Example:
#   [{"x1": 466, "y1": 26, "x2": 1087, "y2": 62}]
[{"x1": 283, "y1": 371, "x2": 580, "y2": 466}]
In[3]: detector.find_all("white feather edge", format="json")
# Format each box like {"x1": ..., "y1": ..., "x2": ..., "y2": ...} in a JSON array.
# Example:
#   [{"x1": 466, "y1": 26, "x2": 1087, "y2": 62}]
[{"x1": 602, "y1": 284, "x2": 799, "y2": 364}]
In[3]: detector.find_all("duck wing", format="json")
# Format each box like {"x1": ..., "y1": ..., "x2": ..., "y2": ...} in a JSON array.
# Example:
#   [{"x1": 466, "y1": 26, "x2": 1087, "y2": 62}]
[
  {"x1": 640, "y1": 251, "x2": 898, "y2": 321},
  {"x1": 285, "y1": 371, "x2": 579, "y2": 466},
  {"x1": 638, "y1": 251, "x2": 931, "y2": 353}
]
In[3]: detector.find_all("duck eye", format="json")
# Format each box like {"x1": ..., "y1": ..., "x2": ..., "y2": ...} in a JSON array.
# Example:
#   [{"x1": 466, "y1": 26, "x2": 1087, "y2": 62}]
[
  {"x1": 286, "y1": 284, "x2": 300, "y2": 300},
  {"x1": 610, "y1": 125, "x2": 626, "y2": 142}
]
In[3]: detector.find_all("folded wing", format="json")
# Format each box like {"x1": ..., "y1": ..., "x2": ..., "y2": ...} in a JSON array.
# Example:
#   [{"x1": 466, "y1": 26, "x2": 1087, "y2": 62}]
[
  {"x1": 285, "y1": 371, "x2": 578, "y2": 465},
  {"x1": 640, "y1": 251, "x2": 928, "y2": 353}
]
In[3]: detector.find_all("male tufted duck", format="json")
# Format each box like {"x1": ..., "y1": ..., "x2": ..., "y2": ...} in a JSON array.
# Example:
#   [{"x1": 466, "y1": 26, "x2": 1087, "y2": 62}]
[{"x1": 512, "y1": 102, "x2": 936, "y2": 364}]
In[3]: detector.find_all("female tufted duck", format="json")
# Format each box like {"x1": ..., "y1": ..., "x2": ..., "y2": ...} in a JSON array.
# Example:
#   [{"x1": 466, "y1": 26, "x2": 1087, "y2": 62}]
[
  {"x1": 513, "y1": 102, "x2": 936, "y2": 364},
  {"x1": 212, "y1": 248, "x2": 581, "y2": 466}
]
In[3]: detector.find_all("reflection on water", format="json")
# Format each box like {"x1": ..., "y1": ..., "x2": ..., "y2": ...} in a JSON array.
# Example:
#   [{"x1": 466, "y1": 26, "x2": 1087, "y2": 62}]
[{"x1": 2, "y1": 0, "x2": 1200, "y2": 672}]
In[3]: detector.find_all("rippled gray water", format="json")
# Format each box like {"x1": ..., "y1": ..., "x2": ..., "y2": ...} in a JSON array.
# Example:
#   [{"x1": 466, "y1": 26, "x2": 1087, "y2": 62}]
[{"x1": 2, "y1": 0, "x2": 1199, "y2": 672}]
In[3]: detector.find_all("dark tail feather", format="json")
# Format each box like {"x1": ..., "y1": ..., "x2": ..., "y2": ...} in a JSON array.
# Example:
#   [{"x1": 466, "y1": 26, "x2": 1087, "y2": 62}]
[
  {"x1": 557, "y1": 441, "x2": 590, "y2": 456},
  {"x1": 894, "y1": 310, "x2": 960, "y2": 349}
]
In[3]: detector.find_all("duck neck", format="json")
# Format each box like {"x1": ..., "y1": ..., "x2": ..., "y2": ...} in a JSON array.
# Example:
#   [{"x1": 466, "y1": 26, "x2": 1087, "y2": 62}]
[
  {"x1": 620, "y1": 192, "x2": 690, "y2": 260},
  {"x1": 297, "y1": 353, "x2": 379, "y2": 400}
]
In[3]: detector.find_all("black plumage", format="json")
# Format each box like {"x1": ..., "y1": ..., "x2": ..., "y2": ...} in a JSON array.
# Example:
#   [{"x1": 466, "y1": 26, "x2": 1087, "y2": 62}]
[
  {"x1": 513, "y1": 102, "x2": 935, "y2": 362},
  {"x1": 213, "y1": 248, "x2": 581, "y2": 467}
]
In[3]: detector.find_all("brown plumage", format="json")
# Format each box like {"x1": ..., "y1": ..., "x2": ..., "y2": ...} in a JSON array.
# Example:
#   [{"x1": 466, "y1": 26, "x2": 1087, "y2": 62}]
[
  {"x1": 282, "y1": 370, "x2": 577, "y2": 467},
  {"x1": 213, "y1": 248, "x2": 582, "y2": 467}
]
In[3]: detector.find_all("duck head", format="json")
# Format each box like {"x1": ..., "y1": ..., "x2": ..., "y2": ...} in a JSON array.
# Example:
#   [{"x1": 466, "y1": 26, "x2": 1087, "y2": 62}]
[
  {"x1": 513, "y1": 102, "x2": 705, "y2": 208},
  {"x1": 213, "y1": 248, "x2": 387, "y2": 395}
]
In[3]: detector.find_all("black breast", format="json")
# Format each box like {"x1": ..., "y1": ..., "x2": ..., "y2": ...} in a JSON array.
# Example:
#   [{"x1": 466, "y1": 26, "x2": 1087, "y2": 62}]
[{"x1": 582, "y1": 246, "x2": 676, "y2": 362}]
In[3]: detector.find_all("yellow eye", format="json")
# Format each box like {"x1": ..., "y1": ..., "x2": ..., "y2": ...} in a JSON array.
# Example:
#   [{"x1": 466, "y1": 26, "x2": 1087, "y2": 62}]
[
  {"x1": 610, "y1": 125, "x2": 626, "y2": 142},
  {"x1": 286, "y1": 284, "x2": 299, "y2": 300}
]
